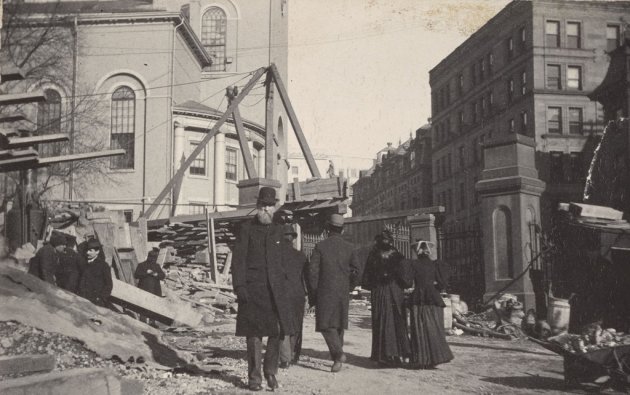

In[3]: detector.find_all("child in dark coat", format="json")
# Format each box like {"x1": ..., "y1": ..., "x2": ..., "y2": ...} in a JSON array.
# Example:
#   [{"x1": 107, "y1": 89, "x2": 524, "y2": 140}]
[
  {"x1": 134, "y1": 249, "x2": 165, "y2": 296},
  {"x1": 134, "y1": 249, "x2": 165, "y2": 326}
]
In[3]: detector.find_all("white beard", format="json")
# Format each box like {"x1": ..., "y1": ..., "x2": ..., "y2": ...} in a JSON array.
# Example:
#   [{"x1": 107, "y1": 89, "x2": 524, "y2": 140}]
[{"x1": 256, "y1": 209, "x2": 274, "y2": 225}]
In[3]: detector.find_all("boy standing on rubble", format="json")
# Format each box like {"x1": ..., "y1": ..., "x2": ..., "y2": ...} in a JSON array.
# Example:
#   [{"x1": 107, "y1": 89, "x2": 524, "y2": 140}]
[{"x1": 78, "y1": 239, "x2": 113, "y2": 308}]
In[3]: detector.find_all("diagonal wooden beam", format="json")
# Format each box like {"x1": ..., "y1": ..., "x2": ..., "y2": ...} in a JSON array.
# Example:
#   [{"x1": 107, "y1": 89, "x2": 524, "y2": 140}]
[
  {"x1": 141, "y1": 67, "x2": 267, "y2": 220},
  {"x1": 269, "y1": 64, "x2": 321, "y2": 178},
  {"x1": 232, "y1": 106, "x2": 258, "y2": 178}
]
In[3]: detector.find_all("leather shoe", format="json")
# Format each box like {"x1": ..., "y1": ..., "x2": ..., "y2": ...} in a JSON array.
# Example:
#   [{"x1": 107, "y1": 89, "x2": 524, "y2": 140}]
[
  {"x1": 279, "y1": 361, "x2": 290, "y2": 369},
  {"x1": 265, "y1": 374, "x2": 279, "y2": 390},
  {"x1": 248, "y1": 383, "x2": 263, "y2": 391},
  {"x1": 331, "y1": 360, "x2": 343, "y2": 373}
]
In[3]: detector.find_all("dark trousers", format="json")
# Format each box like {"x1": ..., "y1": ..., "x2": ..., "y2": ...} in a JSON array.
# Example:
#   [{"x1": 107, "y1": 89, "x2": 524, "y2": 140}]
[
  {"x1": 321, "y1": 328, "x2": 345, "y2": 361},
  {"x1": 246, "y1": 336, "x2": 280, "y2": 385}
]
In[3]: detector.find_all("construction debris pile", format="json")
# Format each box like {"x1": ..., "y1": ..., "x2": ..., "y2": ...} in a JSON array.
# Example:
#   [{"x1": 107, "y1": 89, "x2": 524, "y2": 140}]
[{"x1": 548, "y1": 326, "x2": 630, "y2": 354}]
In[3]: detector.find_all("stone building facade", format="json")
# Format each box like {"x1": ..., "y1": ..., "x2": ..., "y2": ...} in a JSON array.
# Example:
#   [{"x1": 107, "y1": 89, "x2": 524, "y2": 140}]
[
  {"x1": 429, "y1": 0, "x2": 630, "y2": 233},
  {"x1": 5, "y1": 0, "x2": 289, "y2": 220}
]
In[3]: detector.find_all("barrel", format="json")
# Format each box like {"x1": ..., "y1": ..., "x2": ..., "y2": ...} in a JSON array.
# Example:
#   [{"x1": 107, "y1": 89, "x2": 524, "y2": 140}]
[
  {"x1": 449, "y1": 294, "x2": 461, "y2": 313},
  {"x1": 547, "y1": 297, "x2": 571, "y2": 334},
  {"x1": 442, "y1": 296, "x2": 453, "y2": 331}
]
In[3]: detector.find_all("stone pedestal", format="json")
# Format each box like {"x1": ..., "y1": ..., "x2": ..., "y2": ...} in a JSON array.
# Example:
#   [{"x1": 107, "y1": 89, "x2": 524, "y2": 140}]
[
  {"x1": 407, "y1": 213, "x2": 439, "y2": 260},
  {"x1": 237, "y1": 178, "x2": 282, "y2": 207},
  {"x1": 475, "y1": 134, "x2": 545, "y2": 311}
]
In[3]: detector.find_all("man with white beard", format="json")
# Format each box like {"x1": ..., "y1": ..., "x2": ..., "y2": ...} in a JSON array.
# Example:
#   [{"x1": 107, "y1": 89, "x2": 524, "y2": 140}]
[{"x1": 232, "y1": 187, "x2": 294, "y2": 391}]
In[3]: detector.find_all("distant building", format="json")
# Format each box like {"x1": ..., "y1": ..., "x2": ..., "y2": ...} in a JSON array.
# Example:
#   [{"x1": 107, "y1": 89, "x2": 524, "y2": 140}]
[
  {"x1": 351, "y1": 125, "x2": 432, "y2": 216},
  {"x1": 286, "y1": 151, "x2": 373, "y2": 216},
  {"x1": 429, "y1": 0, "x2": 630, "y2": 232}
]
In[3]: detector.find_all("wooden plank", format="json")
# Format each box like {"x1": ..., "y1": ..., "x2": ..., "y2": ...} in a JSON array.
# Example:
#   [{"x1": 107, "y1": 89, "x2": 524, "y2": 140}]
[
  {"x1": 208, "y1": 212, "x2": 218, "y2": 283},
  {"x1": 270, "y1": 64, "x2": 321, "y2": 178},
  {"x1": 568, "y1": 203, "x2": 623, "y2": 220},
  {"x1": 0, "y1": 92, "x2": 46, "y2": 106},
  {"x1": 116, "y1": 249, "x2": 138, "y2": 285},
  {"x1": 0, "y1": 114, "x2": 26, "y2": 123},
  {"x1": 221, "y1": 251, "x2": 233, "y2": 282},
  {"x1": 92, "y1": 222, "x2": 116, "y2": 266},
  {"x1": 130, "y1": 219, "x2": 148, "y2": 263},
  {"x1": 141, "y1": 67, "x2": 266, "y2": 220},
  {"x1": 232, "y1": 106, "x2": 258, "y2": 178},
  {"x1": 178, "y1": 295, "x2": 221, "y2": 313},
  {"x1": 7, "y1": 133, "x2": 68, "y2": 148},
  {"x1": 0, "y1": 354, "x2": 55, "y2": 375},
  {"x1": 37, "y1": 149, "x2": 125, "y2": 165},
  {"x1": 110, "y1": 279, "x2": 203, "y2": 327},
  {"x1": 112, "y1": 248, "x2": 133, "y2": 284}
]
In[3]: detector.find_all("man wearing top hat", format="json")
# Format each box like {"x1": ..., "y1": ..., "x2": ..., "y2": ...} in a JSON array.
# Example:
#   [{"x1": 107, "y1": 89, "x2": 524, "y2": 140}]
[
  {"x1": 232, "y1": 187, "x2": 294, "y2": 391},
  {"x1": 308, "y1": 214, "x2": 358, "y2": 373}
]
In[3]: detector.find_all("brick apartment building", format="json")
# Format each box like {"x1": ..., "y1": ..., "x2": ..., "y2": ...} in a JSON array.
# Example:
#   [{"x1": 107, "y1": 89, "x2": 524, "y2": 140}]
[
  {"x1": 351, "y1": 124, "x2": 432, "y2": 216},
  {"x1": 430, "y1": 0, "x2": 630, "y2": 233}
]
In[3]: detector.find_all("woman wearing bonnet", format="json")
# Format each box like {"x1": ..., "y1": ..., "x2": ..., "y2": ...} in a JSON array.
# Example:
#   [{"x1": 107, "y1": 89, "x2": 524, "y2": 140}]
[{"x1": 403, "y1": 240, "x2": 453, "y2": 369}]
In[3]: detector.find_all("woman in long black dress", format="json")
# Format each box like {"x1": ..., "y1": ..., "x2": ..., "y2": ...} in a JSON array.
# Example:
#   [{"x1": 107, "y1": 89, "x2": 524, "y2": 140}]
[
  {"x1": 363, "y1": 230, "x2": 411, "y2": 366},
  {"x1": 404, "y1": 240, "x2": 453, "y2": 369}
]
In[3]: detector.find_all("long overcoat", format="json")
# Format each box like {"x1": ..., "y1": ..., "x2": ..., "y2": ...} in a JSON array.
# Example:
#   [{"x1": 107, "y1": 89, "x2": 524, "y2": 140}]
[
  {"x1": 308, "y1": 234, "x2": 356, "y2": 332},
  {"x1": 283, "y1": 242, "x2": 307, "y2": 334},
  {"x1": 232, "y1": 219, "x2": 293, "y2": 337}
]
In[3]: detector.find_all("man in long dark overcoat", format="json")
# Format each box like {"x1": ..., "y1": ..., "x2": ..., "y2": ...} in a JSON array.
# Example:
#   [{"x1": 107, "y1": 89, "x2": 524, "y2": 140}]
[
  {"x1": 232, "y1": 187, "x2": 293, "y2": 391},
  {"x1": 279, "y1": 224, "x2": 307, "y2": 367},
  {"x1": 308, "y1": 214, "x2": 358, "y2": 373}
]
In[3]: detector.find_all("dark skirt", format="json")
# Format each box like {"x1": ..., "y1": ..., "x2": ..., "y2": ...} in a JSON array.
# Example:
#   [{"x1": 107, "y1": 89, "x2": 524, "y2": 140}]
[
  {"x1": 370, "y1": 283, "x2": 411, "y2": 362},
  {"x1": 408, "y1": 305, "x2": 454, "y2": 368}
]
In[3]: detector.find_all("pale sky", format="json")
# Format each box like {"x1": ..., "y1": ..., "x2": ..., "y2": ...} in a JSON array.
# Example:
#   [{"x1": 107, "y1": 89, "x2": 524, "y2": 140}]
[{"x1": 287, "y1": 0, "x2": 510, "y2": 159}]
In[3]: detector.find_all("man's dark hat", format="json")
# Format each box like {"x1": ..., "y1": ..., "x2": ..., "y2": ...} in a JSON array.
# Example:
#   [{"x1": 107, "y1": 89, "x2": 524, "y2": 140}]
[
  {"x1": 257, "y1": 187, "x2": 278, "y2": 206},
  {"x1": 283, "y1": 224, "x2": 297, "y2": 236},
  {"x1": 86, "y1": 238, "x2": 102, "y2": 250},
  {"x1": 327, "y1": 214, "x2": 344, "y2": 228}
]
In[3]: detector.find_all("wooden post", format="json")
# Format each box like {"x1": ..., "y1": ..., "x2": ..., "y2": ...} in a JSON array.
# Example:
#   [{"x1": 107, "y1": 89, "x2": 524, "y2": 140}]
[
  {"x1": 206, "y1": 207, "x2": 218, "y2": 283},
  {"x1": 269, "y1": 64, "x2": 321, "y2": 178},
  {"x1": 142, "y1": 67, "x2": 266, "y2": 219},
  {"x1": 227, "y1": 87, "x2": 257, "y2": 178},
  {"x1": 264, "y1": 71, "x2": 275, "y2": 180}
]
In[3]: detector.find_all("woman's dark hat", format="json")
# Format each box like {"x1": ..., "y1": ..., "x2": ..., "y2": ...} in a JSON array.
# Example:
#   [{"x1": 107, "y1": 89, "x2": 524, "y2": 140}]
[
  {"x1": 49, "y1": 232, "x2": 66, "y2": 247},
  {"x1": 257, "y1": 187, "x2": 278, "y2": 206}
]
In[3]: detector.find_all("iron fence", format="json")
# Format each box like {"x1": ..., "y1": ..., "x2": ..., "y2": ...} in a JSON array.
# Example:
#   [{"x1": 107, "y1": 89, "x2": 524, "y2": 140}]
[{"x1": 437, "y1": 229, "x2": 484, "y2": 303}]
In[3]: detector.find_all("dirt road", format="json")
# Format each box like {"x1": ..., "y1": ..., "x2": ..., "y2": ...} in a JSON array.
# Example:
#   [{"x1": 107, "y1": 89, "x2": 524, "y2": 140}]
[{"x1": 161, "y1": 301, "x2": 585, "y2": 395}]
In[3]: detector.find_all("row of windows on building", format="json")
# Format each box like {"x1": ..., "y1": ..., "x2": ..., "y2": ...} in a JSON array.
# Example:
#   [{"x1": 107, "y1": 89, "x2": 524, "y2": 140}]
[
  {"x1": 433, "y1": 21, "x2": 623, "y2": 116},
  {"x1": 433, "y1": 25, "x2": 528, "y2": 114},
  {"x1": 545, "y1": 20, "x2": 622, "y2": 52},
  {"x1": 37, "y1": 87, "x2": 247, "y2": 181},
  {"x1": 434, "y1": 132, "x2": 494, "y2": 182}
]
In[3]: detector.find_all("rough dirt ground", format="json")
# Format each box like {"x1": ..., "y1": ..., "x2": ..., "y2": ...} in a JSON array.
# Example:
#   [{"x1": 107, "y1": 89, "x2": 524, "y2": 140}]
[
  {"x1": 2, "y1": 300, "x2": 625, "y2": 394},
  {"x1": 157, "y1": 301, "x2": 611, "y2": 395}
]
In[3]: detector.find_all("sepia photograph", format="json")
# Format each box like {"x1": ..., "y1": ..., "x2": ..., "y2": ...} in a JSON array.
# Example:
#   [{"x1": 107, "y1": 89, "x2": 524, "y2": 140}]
[{"x1": 1, "y1": 0, "x2": 630, "y2": 393}]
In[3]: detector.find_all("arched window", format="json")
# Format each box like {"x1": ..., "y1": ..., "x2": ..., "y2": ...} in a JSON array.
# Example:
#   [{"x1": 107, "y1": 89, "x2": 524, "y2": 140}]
[
  {"x1": 37, "y1": 89, "x2": 62, "y2": 157},
  {"x1": 110, "y1": 86, "x2": 135, "y2": 169},
  {"x1": 201, "y1": 7, "x2": 227, "y2": 72}
]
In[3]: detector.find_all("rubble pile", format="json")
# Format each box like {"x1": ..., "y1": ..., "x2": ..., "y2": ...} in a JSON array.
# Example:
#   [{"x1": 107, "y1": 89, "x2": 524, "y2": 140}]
[
  {"x1": 163, "y1": 259, "x2": 237, "y2": 317},
  {"x1": 0, "y1": 320, "x2": 246, "y2": 394},
  {"x1": 549, "y1": 326, "x2": 630, "y2": 354}
]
